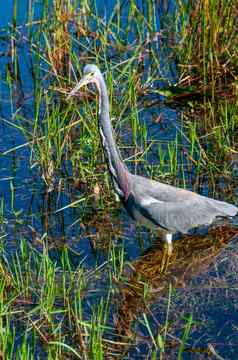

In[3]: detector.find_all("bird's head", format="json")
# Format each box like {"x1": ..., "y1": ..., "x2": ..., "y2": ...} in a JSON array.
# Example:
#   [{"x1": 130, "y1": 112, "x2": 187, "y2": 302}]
[{"x1": 67, "y1": 64, "x2": 102, "y2": 99}]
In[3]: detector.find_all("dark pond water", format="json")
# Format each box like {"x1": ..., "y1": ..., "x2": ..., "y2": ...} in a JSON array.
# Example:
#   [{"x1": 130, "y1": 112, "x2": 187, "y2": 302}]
[{"x1": 0, "y1": 1, "x2": 238, "y2": 359}]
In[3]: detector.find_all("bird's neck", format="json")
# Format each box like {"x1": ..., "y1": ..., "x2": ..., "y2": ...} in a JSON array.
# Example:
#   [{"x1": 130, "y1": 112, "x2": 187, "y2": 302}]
[{"x1": 96, "y1": 76, "x2": 131, "y2": 200}]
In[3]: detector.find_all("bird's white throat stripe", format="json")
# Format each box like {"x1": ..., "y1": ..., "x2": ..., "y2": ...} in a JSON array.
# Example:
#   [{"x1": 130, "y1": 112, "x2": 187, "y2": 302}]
[
  {"x1": 99, "y1": 127, "x2": 124, "y2": 197},
  {"x1": 99, "y1": 128, "x2": 116, "y2": 175}
]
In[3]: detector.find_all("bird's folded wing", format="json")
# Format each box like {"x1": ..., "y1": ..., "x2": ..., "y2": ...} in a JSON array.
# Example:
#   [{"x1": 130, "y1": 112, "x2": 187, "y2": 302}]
[{"x1": 138, "y1": 197, "x2": 231, "y2": 233}]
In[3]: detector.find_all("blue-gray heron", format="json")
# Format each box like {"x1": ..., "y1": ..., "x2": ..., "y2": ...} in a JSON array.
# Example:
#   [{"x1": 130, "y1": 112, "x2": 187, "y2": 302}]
[{"x1": 68, "y1": 64, "x2": 238, "y2": 254}]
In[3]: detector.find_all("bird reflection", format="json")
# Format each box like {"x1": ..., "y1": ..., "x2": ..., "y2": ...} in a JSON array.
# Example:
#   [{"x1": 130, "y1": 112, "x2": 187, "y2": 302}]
[{"x1": 112, "y1": 226, "x2": 238, "y2": 357}]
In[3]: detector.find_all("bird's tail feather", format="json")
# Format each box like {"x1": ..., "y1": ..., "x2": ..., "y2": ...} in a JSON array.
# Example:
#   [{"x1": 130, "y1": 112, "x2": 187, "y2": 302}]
[{"x1": 209, "y1": 199, "x2": 238, "y2": 217}]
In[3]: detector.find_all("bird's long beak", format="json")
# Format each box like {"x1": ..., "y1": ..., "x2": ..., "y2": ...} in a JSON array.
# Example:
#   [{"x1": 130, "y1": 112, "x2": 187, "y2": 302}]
[{"x1": 67, "y1": 74, "x2": 93, "y2": 100}]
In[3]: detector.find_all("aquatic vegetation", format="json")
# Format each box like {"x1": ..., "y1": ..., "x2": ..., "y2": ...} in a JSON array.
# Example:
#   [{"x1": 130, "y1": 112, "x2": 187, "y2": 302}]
[{"x1": 0, "y1": 0, "x2": 237, "y2": 359}]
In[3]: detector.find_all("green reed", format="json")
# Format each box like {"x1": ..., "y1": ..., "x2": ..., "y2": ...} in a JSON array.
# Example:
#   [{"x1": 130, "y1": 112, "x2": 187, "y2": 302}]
[
  {"x1": 1, "y1": 0, "x2": 237, "y2": 359},
  {"x1": 178, "y1": 0, "x2": 238, "y2": 94}
]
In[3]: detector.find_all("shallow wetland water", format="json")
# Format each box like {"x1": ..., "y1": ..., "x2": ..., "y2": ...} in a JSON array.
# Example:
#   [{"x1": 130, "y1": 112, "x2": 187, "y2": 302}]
[{"x1": 0, "y1": 0, "x2": 238, "y2": 359}]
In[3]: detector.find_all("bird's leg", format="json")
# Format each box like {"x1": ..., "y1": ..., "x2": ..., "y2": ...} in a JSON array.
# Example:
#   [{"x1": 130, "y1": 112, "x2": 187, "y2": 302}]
[
  {"x1": 165, "y1": 233, "x2": 173, "y2": 256},
  {"x1": 160, "y1": 232, "x2": 173, "y2": 272}
]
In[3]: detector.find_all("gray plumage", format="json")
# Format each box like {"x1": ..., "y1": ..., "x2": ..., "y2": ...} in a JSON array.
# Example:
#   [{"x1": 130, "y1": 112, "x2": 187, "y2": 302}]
[
  {"x1": 68, "y1": 64, "x2": 238, "y2": 247},
  {"x1": 128, "y1": 174, "x2": 237, "y2": 234}
]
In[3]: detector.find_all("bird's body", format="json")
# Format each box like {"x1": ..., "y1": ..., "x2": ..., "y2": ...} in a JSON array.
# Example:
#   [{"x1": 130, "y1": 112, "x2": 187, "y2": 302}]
[
  {"x1": 68, "y1": 64, "x2": 238, "y2": 252},
  {"x1": 125, "y1": 173, "x2": 237, "y2": 233}
]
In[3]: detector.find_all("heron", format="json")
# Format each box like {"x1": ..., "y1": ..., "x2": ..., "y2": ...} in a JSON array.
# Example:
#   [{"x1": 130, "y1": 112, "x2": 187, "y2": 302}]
[{"x1": 67, "y1": 64, "x2": 238, "y2": 256}]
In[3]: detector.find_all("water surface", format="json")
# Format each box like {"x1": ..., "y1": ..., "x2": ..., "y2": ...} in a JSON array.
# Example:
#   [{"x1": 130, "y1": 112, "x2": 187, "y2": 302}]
[{"x1": 0, "y1": 1, "x2": 238, "y2": 359}]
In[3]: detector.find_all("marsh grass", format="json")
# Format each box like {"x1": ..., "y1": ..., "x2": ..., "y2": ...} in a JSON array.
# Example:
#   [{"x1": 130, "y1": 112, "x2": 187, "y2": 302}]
[
  {"x1": 162, "y1": 0, "x2": 238, "y2": 180},
  {"x1": 7, "y1": 0, "x2": 236, "y2": 189},
  {"x1": 177, "y1": 0, "x2": 238, "y2": 94},
  {"x1": 0, "y1": 235, "x2": 201, "y2": 359},
  {"x1": 0, "y1": 7, "x2": 187, "y2": 191},
  {"x1": 0, "y1": 0, "x2": 238, "y2": 358}
]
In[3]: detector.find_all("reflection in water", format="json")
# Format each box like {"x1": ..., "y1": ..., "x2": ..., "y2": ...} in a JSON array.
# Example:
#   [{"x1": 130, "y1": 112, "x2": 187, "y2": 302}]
[{"x1": 113, "y1": 226, "x2": 238, "y2": 358}]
